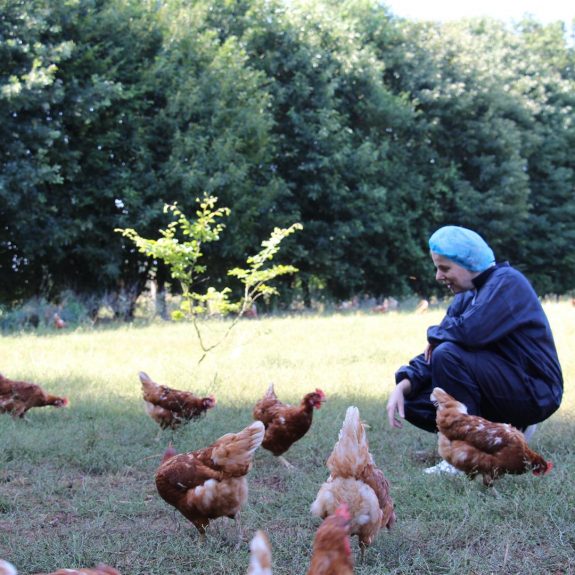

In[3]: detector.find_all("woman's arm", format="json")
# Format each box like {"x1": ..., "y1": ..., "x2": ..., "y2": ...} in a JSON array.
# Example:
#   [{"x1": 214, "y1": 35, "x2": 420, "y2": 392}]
[{"x1": 387, "y1": 378, "x2": 412, "y2": 428}]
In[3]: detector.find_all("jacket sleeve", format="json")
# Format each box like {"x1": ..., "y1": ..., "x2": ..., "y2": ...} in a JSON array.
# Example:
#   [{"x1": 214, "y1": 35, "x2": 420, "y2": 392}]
[
  {"x1": 427, "y1": 269, "x2": 537, "y2": 348},
  {"x1": 395, "y1": 353, "x2": 432, "y2": 397}
]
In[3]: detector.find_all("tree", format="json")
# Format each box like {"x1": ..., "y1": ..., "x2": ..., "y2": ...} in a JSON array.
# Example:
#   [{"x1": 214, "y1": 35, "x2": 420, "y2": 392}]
[
  {"x1": 362, "y1": 13, "x2": 575, "y2": 294},
  {"x1": 0, "y1": 0, "x2": 164, "y2": 310},
  {"x1": 141, "y1": 0, "x2": 293, "y2": 290},
  {"x1": 239, "y1": 0, "x2": 432, "y2": 301},
  {"x1": 508, "y1": 20, "x2": 575, "y2": 293}
]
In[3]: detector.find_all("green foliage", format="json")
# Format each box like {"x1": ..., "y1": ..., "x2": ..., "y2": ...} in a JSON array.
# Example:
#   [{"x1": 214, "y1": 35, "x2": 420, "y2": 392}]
[
  {"x1": 363, "y1": 13, "x2": 575, "y2": 296},
  {"x1": 0, "y1": 0, "x2": 164, "y2": 305},
  {"x1": 117, "y1": 195, "x2": 301, "y2": 353},
  {"x1": 117, "y1": 196, "x2": 233, "y2": 317},
  {"x1": 228, "y1": 222, "x2": 303, "y2": 309},
  {"x1": 1, "y1": 0, "x2": 574, "y2": 310},
  {"x1": 149, "y1": 0, "x2": 290, "y2": 280}
]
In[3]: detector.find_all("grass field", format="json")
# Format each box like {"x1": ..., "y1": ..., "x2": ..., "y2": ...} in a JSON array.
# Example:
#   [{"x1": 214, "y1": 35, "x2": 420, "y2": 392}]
[{"x1": 1, "y1": 303, "x2": 574, "y2": 574}]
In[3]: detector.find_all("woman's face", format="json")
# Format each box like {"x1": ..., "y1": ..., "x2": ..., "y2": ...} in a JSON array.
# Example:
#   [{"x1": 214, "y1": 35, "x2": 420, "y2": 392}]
[{"x1": 431, "y1": 252, "x2": 478, "y2": 294}]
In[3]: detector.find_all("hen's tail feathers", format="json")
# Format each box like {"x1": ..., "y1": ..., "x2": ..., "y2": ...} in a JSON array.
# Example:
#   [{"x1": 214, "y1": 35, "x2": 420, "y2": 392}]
[
  {"x1": 139, "y1": 371, "x2": 158, "y2": 393},
  {"x1": 212, "y1": 421, "x2": 265, "y2": 468},
  {"x1": 327, "y1": 406, "x2": 372, "y2": 476},
  {"x1": 263, "y1": 383, "x2": 276, "y2": 398},
  {"x1": 0, "y1": 560, "x2": 17, "y2": 575},
  {"x1": 430, "y1": 387, "x2": 468, "y2": 415},
  {"x1": 247, "y1": 530, "x2": 272, "y2": 575}
]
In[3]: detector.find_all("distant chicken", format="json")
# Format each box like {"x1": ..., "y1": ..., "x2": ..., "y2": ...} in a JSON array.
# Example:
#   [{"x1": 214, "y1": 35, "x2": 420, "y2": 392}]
[
  {"x1": 155, "y1": 420, "x2": 265, "y2": 536},
  {"x1": 307, "y1": 504, "x2": 354, "y2": 575},
  {"x1": 139, "y1": 371, "x2": 216, "y2": 430},
  {"x1": 247, "y1": 530, "x2": 273, "y2": 575},
  {"x1": 0, "y1": 561, "x2": 121, "y2": 575},
  {"x1": 311, "y1": 406, "x2": 395, "y2": 560},
  {"x1": 53, "y1": 312, "x2": 67, "y2": 329},
  {"x1": 431, "y1": 387, "x2": 553, "y2": 486},
  {"x1": 0, "y1": 373, "x2": 69, "y2": 418},
  {"x1": 253, "y1": 384, "x2": 326, "y2": 467},
  {"x1": 414, "y1": 299, "x2": 429, "y2": 314}
]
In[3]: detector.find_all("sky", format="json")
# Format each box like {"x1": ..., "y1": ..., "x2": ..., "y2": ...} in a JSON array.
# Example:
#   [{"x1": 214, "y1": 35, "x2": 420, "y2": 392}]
[{"x1": 383, "y1": 0, "x2": 574, "y2": 26}]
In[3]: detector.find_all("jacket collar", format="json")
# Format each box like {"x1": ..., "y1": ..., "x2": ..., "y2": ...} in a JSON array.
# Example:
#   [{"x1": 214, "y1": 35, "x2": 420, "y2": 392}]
[{"x1": 472, "y1": 262, "x2": 509, "y2": 289}]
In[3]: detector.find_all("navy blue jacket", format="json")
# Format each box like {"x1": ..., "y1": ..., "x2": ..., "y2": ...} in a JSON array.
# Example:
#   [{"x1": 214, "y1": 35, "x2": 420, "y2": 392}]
[{"x1": 396, "y1": 262, "x2": 563, "y2": 409}]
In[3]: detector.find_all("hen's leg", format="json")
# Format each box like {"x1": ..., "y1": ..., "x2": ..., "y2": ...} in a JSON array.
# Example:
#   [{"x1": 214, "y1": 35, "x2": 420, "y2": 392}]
[
  {"x1": 277, "y1": 455, "x2": 295, "y2": 469},
  {"x1": 234, "y1": 513, "x2": 243, "y2": 549}
]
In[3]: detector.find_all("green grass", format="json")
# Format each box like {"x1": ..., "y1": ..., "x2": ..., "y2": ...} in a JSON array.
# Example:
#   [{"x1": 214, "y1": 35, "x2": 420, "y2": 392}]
[{"x1": 1, "y1": 304, "x2": 574, "y2": 574}]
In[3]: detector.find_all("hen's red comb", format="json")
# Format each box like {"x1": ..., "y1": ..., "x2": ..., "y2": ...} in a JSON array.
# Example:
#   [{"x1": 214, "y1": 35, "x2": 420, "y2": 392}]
[
  {"x1": 532, "y1": 461, "x2": 553, "y2": 476},
  {"x1": 334, "y1": 503, "x2": 351, "y2": 521},
  {"x1": 161, "y1": 441, "x2": 178, "y2": 463}
]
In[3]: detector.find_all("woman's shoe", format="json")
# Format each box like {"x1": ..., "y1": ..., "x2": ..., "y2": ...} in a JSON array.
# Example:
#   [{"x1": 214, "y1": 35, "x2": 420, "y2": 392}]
[{"x1": 423, "y1": 459, "x2": 463, "y2": 476}]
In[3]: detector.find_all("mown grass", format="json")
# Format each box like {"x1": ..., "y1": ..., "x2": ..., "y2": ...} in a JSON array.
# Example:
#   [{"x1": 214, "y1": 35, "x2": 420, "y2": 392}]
[{"x1": 1, "y1": 304, "x2": 574, "y2": 574}]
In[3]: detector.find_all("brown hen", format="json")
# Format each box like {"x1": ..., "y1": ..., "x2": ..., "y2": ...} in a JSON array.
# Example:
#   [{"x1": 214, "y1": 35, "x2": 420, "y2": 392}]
[
  {"x1": 431, "y1": 387, "x2": 553, "y2": 486},
  {"x1": 155, "y1": 420, "x2": 265, "y2": 536},
  {"x1": 139, "y1": 371, "x2": 216, "y2": 430},
  {"x1": 0, "y1": 373, "x2": 69, "y2": 418},
  {"x1": 311, "y1": 406, "x2": 395, "y2": 560},
  {"x1": 53, "y1": 312, "x2": 67, "y2": 329},
  {"x1": 253, "y1": 383, "x2": 325, "y2": 467},
  {"x1": 307, "y1": 504, "x2": 354, "y2": 575}
]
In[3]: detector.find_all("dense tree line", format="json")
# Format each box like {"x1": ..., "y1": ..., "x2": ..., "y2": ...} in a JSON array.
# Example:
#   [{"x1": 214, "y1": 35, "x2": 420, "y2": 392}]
[{"x1": 1, "y1": 0, "x2": 574, "y2": 315}]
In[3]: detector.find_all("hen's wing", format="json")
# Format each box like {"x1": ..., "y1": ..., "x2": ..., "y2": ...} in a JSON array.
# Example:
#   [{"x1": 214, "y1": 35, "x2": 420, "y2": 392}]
[
  {"x1": 140, "y1": 371, "x2": 191, "y2": 409},
  {"x1": 157, "y1": 421, "x2": 264, "y2": 497},
  {"x1": 441, "y1": 414, "x2": 525, "y2": 453},
  {"x1": 156, "y1": 452, "x2": 224, "y2": 493},
  {"x1": 253, "y1": 384, "x2": 281, "y2": 425},
  {"x1": 197, "y1": 420, "x2": 265, "y2": 476},
  {"x1": 360, "y1": 466, "x2": 396, "y2": 529}
]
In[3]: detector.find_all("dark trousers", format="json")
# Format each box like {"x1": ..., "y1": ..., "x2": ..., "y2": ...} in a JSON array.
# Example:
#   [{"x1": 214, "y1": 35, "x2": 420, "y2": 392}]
[{"x1": 404, "y1": 342, "x2": 559, "y2": 433}]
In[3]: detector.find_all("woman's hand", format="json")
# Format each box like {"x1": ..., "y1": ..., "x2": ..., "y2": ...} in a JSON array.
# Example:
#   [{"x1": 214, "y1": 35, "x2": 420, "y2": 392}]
[{"x1": 386, "y1": 378, "x2": 412, "y2": 429}]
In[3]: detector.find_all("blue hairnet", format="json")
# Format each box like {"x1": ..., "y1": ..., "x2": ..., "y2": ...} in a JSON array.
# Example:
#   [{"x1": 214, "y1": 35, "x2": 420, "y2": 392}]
[{"x1": 428, "y1": 226, "x2": 495, "y2": 272}]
